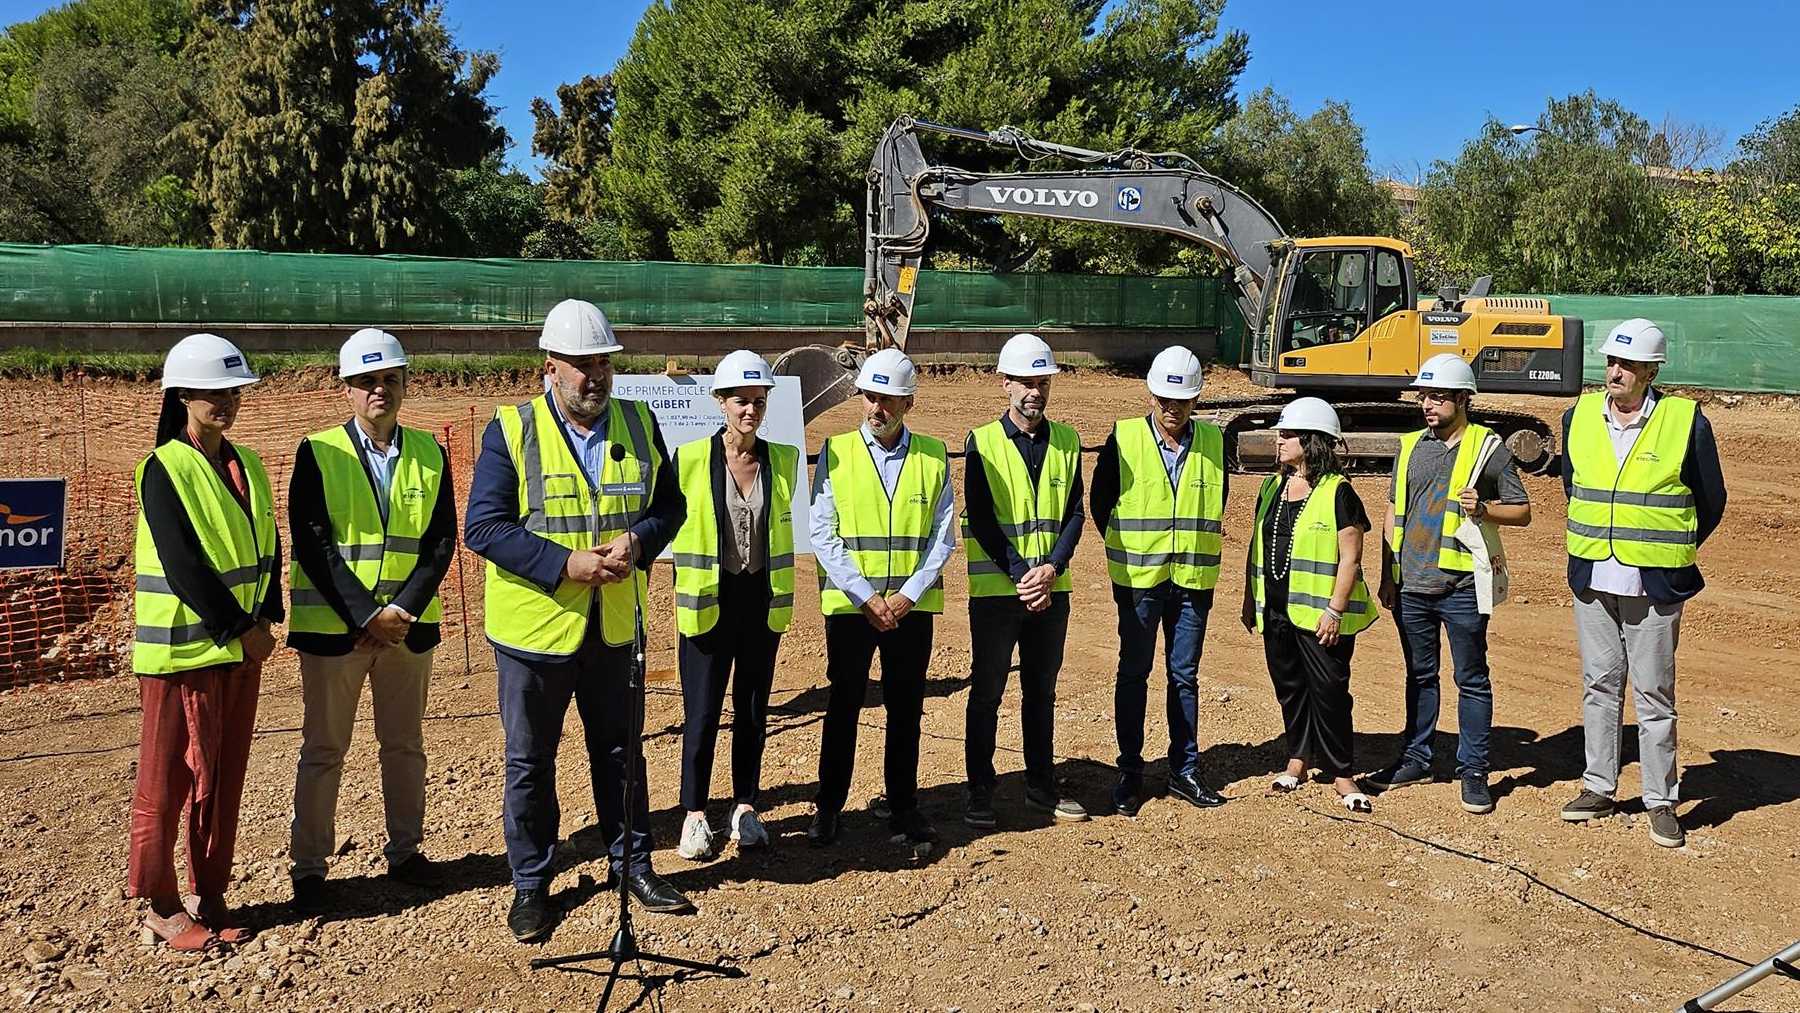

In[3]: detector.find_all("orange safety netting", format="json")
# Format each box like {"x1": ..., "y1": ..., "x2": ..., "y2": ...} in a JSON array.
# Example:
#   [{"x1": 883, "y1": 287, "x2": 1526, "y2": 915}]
[{"x1": 1, "y1": 379, "x2": 495, "y2": 689}]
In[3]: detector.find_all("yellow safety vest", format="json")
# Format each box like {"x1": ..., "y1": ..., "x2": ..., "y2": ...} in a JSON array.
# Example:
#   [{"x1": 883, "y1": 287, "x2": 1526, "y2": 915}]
[
  {"x1": 1248, "y1": 472, "x2": 1377, "y2": 635},
  {"x1": 288, "y1": 423, "x2": 445, "y2": 635},
  {"x1": 1565, "y1": 391, "x2": 1698, "y2": 568},
  {"x1": 963, "y1": 419, "x2": 1078, "y2": 598},
  {"x1": 670, "y1": 436, "x2": 798, "y2": 635},
  {"x1": 1102, "y1": 416, "x2": 1225, "y2": 590},
  {"x1": 484, "y1": 395, "x2": 660, "y2": 656},
  {"x1": 816, "y1": 429, "x2": 947, "y2": 616},
  {"x1": 1389, "y1": 423, "x2": 1494, "y2": 580},
  {"x1": 132, "y1": 441, "x2": 278, "y2": 675}
]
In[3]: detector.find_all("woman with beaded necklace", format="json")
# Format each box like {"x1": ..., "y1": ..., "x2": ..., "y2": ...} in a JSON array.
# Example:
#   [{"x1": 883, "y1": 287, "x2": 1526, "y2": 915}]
[{"x1": 1241, "y1": 398, "x2": 1379, "y2": 812}]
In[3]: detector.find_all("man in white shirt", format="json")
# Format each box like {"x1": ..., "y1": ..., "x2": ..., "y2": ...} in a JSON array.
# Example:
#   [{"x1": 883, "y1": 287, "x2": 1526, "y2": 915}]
[{"x1": 807, "y1": 349, "x2": 957, "y2": 852}]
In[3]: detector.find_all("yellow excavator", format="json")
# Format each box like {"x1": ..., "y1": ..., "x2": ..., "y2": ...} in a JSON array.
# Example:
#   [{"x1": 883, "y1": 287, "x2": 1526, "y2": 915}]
[{"x1": 774, "y1": 116, "x2": 1583, "y2": 472}]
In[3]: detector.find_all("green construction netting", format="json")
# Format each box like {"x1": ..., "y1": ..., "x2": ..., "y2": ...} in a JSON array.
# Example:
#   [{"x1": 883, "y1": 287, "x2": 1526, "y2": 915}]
[
  {"x1": 1536, "y1": 294, "x2": 1800, "y2": 393},
  {"x1": 0, "y1": 244, "x2": 1226, "y2": 330}
]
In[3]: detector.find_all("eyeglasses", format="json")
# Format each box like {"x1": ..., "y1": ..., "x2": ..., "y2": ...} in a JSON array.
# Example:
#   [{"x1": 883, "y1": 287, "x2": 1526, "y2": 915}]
[{"x1": 1418, "y1": 390, "x2": 1460, "y2": 403}]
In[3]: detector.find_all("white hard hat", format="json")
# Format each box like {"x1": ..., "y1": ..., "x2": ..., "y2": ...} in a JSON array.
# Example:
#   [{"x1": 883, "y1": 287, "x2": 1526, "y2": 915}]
[
  {"x1": 1599, "y1": 318, "x2": 1666, "y2": 363},
  {"x1": 1275, "y1": 396, "x2": 1342, "y2": 438},
  {"x1": 161, "y1": 333, "x2": 259, "y2": 391},
  {"x1": 1411, "y1": 352, "x2": 1477, "y2": 392},
  {"x1": 997, "y1": 332, "x2": 1058, "y2": 377},
  {"x1": 711, "y1": 349, "x2": 776, "y2": 391},
  {"x1": 540, "y1": 298, "x2": 623, "y2": 355},
  {"x1": 338, "y1": 328, "x2": 409, "y2": 378},
  {"x1": 856, "y1": 348, "x2": 918, "y2": 396},
  {"x1": 1146, "y1": 345, "x2": 1203, "y2": 399}
]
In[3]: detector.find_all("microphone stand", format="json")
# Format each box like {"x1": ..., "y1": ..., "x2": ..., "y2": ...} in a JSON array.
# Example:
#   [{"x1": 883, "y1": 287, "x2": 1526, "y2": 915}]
[{"x1": 531, "y1": 446, "x2": 745, "y2": 1011}]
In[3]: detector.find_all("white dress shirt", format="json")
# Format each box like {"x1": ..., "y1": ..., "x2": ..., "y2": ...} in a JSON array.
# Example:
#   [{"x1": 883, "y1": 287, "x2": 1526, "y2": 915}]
[{"x1": 809, "y1": 423, "x2": 958, "y2": 608}]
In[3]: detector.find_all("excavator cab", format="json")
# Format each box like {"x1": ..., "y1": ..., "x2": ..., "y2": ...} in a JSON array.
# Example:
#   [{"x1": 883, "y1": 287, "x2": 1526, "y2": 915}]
[
  {"x1": 1250, "y1": 236, "x2": 1581, "y2": 404},
  {"x1": 1252, "y1": 238, "x2": 1413, "y2": 378}
]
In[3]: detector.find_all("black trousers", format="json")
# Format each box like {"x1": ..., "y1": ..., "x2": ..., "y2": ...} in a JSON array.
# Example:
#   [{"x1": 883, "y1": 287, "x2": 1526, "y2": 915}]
[
  {"x1": 677, "y1": 568, "x2": 782, "y2": 812},
  {"x1": 496, "y1": 631, "x2": 651, "y2": 886},
  {"x1": 1263, "y1": 615, "x2": 1358, "y2": 778},
  {"x1": 816, "y1": 611, "x2": 935, "y2": 816},
  {"x1": 964, "y1": 593, "x2": 1069, "y2": 793}
]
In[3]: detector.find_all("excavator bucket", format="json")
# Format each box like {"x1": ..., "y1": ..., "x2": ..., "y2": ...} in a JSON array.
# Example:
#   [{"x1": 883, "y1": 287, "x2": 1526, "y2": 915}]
[{"x1": 774, "y1": 344, "x2": 863, "y2": 424}]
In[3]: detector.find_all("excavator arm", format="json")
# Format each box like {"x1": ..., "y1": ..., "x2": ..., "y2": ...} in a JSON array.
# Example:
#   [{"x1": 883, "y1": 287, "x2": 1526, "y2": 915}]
[
  {"x1": 777, "y1": 116, "x2": 1289, "y2": 421},
  {"x1": 864, "y1": 116, "x2": 1287, "y2": 351}
]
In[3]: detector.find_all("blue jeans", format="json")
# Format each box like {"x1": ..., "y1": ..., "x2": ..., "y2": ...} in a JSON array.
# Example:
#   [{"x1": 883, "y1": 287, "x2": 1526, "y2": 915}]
[
  {"x1": 1113, "y1": 582, "x2": 1210, "y2": 780},
  {"x1": 1396, "y1": 586, "x2": 1492, "y2": 776}
]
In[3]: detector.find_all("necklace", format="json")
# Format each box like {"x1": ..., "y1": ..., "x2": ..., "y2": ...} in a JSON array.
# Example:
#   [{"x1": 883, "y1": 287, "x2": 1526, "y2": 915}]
[{"x1": 1268, "y1": 474, "x2": 1315, "y2": 583}]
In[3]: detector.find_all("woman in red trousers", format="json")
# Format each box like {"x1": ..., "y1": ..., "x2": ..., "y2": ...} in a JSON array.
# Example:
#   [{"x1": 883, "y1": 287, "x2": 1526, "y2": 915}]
[{"x1": 129, "y1": 334, "x2": 281, "y2": 949}]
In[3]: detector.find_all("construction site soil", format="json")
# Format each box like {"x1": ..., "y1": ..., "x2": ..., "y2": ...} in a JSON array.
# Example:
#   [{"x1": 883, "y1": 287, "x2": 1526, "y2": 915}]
[{"x1": 1, "y1": 369, "x2": 1796, "y2": 1012}]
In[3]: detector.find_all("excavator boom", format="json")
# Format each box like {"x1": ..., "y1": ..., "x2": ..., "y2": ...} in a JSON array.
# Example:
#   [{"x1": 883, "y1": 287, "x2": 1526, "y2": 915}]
[
  {"x1": 777, "y1": 116, "x2": 1289, "y2": 423},
  {"x1": 864, "y1": 116, "x2": 1286, "y2": 352}
]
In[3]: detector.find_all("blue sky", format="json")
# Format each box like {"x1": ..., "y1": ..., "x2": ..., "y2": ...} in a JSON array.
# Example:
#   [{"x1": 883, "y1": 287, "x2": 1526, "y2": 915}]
[{"x1": 5, "y1": 0, "x2": 1796, "y2": 179}]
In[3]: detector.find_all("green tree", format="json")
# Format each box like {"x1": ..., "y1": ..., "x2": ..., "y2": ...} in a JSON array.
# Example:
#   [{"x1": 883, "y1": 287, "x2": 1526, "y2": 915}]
[
  {"x1": 439, "y1": 158, "x2": 546, "y2": 258},
  {"x1": 0, "y1": 0, "x2": 189, "y2": 136},
  {"x1": 1734, "y1": 104, "x2": 1800, "y2": 187},
  {"x1": 185, "y1": 0, "x2": 505, "y2": 252},
  {"x1": 1211, "y1": 87, "x2": 1397, "y2": 239},
  {"x1": 531, "y1": 73, "x2": 613, "y2": 222},
  {"x1": 0, "y1": 0, "x2": 201, "y2": 245},
  {"x1": 1660, "y1": 177, "x2": 1800, "y2": 294},
  {"x1": 538, "y1": 0, "x2": 1247, "y2": 271},
  {"x1": 1418, "y1": 91, "x2": 1664, "y2": 291}
]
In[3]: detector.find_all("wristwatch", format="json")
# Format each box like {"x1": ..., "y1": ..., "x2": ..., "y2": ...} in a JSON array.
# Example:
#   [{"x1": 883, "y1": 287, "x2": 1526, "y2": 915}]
[{"x1": 1472, "y1": 499, "x2": 1488, "y2": 519}]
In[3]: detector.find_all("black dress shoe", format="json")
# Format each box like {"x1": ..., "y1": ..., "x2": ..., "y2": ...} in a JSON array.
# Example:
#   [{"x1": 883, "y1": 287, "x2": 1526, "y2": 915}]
[
  {"x1": 1167, "y1": 769, "x2": 1227, "y2": 808},
  {"x1": 1112, "y1": 775, "x2": 1144, "y2": 817},
  {"x1": 290, "y1": 875, "x2": 325, "y2": 917},
  {"x1": 508, "y1": 888, "x2": 556, "y2": 943},
  {"x1": 807, "y1": 808, "x2": 840, "y2": 847},
  {"x1": 625, "y1": 870, "x2": 694, "y2": 914}
]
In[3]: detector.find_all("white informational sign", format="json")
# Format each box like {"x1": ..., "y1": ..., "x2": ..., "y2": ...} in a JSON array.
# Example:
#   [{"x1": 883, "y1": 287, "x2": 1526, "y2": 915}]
[{"x1": 611, "y1": 374, "x2": 813, "y2": 556}]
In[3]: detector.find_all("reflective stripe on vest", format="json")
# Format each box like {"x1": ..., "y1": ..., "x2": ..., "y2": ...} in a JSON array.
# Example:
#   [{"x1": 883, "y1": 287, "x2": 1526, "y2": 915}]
[
  {"x1": 483, "y1": 395, "x2": 660, "y2": 656},
  {"x1": 1389, "y1": 423, "x2": 1493, "y2": 580},
  {"x1": 132, "y1": 441, "x2": 278, "y2": 675},
  {"x1": 1102, "y1": 416, "x2": 1225, "y2": 590},
  {"x1": 1565, "y1": 391, "x2": 1698, "y2": 568},
  {"x1": 817, "y1": 430, "x2": 948, "y2": 616},
  {"x1": 963, "y1": 419, "x2": 1078, "y2": 598},
  {"x1": 1248, "y1": 473, "x2": 1377, "y2": 636},
  {"x1": 288, "y1": 423, "x2": 445, "y2": 635},
  {"x1": 671, "y1": 437, "x2": 798, "y2": 635}
]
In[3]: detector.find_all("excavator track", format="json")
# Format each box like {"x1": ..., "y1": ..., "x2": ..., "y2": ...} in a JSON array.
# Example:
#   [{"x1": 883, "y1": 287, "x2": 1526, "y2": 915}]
[{"x1": 1208, "y1": 397, "x2": 1558, "y2": 476}]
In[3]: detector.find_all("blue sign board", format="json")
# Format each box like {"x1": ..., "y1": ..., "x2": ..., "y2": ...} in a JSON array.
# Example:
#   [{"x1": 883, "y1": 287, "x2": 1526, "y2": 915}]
[{"x1": 0, "y1": 478, "x2": 67, "y2": 570}]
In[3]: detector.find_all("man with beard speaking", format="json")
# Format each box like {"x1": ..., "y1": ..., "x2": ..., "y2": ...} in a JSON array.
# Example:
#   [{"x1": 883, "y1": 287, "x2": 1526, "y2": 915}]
[{"x1": 464, "y1": 298, "x2": 692, "y2": 943}]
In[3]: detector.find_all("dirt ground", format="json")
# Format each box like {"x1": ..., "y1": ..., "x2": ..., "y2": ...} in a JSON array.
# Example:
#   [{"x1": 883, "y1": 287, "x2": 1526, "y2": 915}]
[{"x1": 1, "y1": 368, "x2": 1798, "y2": 1012}]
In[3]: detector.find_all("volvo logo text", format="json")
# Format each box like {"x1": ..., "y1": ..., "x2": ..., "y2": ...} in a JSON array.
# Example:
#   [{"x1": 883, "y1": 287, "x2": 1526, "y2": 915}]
[{"x1": 983, "y1": 186, "x2": 1101, "y2": 209}]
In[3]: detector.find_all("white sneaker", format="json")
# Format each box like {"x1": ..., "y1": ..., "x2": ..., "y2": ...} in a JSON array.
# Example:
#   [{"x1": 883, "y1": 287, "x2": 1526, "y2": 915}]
[
  {"x1": 677, "y1": 812, "x2": 713, "y2": 860},
  {"x1": 730, "y1": 807, "x2": 769, "y2": 849}
]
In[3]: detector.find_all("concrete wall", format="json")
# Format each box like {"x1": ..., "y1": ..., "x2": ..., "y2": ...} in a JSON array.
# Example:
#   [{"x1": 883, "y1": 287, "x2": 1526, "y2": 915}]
[{"x1": 0, "y1": 322, "x2": 1218, "y2": 362}]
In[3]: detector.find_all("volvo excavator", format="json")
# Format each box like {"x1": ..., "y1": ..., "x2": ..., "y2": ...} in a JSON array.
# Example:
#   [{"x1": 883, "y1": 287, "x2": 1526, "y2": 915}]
[{"x1": 774, "y1": 116, "x2": 1584, "y2": 473}]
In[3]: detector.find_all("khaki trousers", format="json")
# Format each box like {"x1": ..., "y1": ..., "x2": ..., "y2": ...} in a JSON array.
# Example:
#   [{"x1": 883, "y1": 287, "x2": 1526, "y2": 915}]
[{"x1": 289, "y1": 645, "x2": 432, "y2": 879}]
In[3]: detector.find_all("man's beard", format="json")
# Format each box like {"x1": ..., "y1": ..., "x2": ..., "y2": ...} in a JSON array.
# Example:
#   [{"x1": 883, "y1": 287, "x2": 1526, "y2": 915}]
[{"x1": 558, "y1": 376, "x2": 608, "y2": 418}]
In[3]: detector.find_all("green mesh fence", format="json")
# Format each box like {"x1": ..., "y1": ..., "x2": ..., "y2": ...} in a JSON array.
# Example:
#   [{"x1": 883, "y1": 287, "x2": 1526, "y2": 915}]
[
  {"x1": 1538, "y1": 294, "x2": 1800, "y2": 393},
  {"x1": 0, "y1": 244, "x2": 1224, "y2": 330}
]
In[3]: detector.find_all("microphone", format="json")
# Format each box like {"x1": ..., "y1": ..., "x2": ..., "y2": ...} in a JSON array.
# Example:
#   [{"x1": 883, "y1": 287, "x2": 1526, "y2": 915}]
[{"x1": 611, "y1": 443, "x2": 626, "y2": 464}]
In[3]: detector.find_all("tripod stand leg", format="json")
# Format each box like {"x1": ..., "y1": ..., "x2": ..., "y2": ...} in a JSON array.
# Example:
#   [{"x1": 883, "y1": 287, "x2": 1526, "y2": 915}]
[
  {"x1": 597, "y1": 957, "x2": 623, "y2": 1011},
  {"x1": 628, "y1": 949, "x2": 749, "y2": 977}
]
